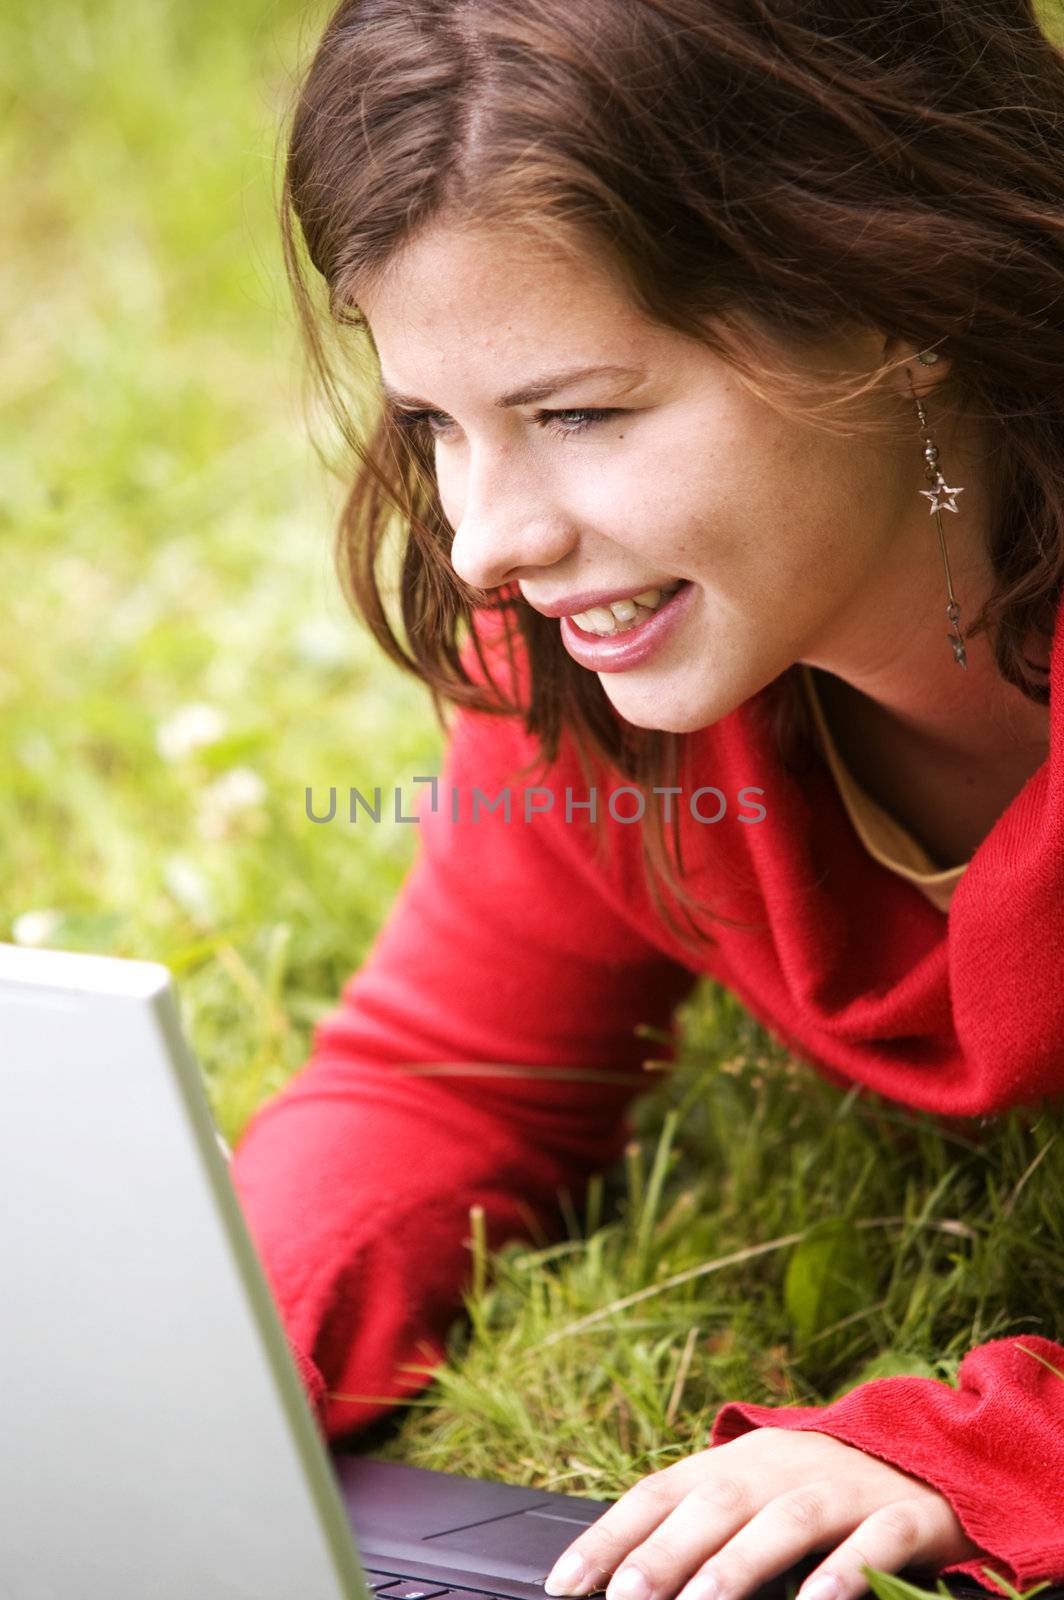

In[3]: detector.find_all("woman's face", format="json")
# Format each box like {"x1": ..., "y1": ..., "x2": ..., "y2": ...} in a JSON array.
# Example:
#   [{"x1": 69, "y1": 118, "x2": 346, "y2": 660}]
[{"x1": 359, "y1": 222, "x2": 982, "y2": 734}]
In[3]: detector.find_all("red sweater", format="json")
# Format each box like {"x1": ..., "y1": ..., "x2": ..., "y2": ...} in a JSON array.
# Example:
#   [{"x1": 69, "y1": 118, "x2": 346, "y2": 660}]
[{"x1": 232, "y1": 601, "x2": 1064, "y2": 1595}]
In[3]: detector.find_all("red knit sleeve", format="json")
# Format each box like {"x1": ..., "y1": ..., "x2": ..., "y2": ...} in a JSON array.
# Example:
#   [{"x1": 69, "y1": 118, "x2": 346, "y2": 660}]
[
  {"x1": 231, "y1": 701, "x2": 696, "y2": 1442},
  {"x1": 708, "y1": 1334, "x2": 1064, "y2": 1595}
]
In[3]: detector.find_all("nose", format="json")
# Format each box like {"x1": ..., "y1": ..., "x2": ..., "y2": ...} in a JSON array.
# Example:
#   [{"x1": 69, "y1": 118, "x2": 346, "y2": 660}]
[{"x1": 447, "y1": 444, "x2": 577, "y2": 591}]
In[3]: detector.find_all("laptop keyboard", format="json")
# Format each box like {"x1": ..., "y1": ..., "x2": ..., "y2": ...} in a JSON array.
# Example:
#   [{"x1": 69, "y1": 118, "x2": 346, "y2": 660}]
[
  {"x1": 363, "y1": 1570, "x2": 606, "y2": 1600},
  {"x1": 363, "y1": 1572, "x2": 520, "y2": 1600},
  {"x1": 364, "y1": 1579, "x2": 464, "y2": 1598}
]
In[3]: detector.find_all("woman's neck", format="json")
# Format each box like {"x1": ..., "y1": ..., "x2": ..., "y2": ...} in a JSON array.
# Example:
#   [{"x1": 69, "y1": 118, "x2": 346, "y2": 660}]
[{"x1": 808, "y1": 652, "x2": 1050, "y2": 868}]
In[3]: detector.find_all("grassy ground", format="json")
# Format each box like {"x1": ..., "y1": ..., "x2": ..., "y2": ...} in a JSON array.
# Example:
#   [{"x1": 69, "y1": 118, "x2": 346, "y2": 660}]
[
  {"x1": 3, "y1": 5, "x2": 1062, "y2": 1599},
  {"x1": 1, "y1": 0, "x2": 440, "y2": 1140}
]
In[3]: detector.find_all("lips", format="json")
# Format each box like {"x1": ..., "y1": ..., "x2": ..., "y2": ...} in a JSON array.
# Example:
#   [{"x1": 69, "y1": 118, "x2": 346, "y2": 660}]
[
  {"x1": 558, "y1": 580, "x2": 696, "y2": 673},
  {"x1": 569, "y1": 583, "x2": 684, "y2": 636},
  {"x1": 523, "y1": 581, "x2": 686, "y2": 619}
]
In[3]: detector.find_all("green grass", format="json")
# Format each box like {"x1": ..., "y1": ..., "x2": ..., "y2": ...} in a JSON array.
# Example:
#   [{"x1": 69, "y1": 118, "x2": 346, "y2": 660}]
[
  {"x1": 0, "y1": 0, "x2": 441, "y2": 1138},
  {"x1": 365, "y1": 1011, "x2": 1064, "y2": 1600},
  {"x1": 3, "y1": 5, "x2": 1062, "y2": 1598}
]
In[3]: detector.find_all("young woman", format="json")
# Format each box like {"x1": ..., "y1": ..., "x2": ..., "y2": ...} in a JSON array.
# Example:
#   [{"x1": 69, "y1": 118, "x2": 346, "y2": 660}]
[{"x1": 231, "y1": 2, "x2": 1064, "y2": 1598}]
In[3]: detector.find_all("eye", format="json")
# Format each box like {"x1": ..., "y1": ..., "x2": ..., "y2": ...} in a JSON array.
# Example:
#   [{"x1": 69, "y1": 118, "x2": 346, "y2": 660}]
[
  {"x1": 390, "y1": 407, "x2": 622, "y2": 439},
  {"x1": 391, "y1": 408, "x2": 454, "y2": 437},
  {"x1": 537, "y1": 408, "x2": 621, "y2": 437}
]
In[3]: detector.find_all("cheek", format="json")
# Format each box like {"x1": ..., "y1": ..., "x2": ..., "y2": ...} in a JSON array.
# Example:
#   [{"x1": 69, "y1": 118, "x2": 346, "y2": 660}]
[
  {"x1": 583, "y1": 429, "x2": 727, "y2": 558},
  {"x1": 617, "y1": 404, "x2": 781, "y2": 554},
  {"x1": 697, "y1": 424, "x2": 879, "y2": 581}
]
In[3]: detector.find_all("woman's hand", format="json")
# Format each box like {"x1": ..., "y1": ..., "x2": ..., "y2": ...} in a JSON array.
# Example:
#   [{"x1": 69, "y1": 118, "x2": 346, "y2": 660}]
[{"x1": 542, "y1": 1430, "x2": 988, "y2": 1600}]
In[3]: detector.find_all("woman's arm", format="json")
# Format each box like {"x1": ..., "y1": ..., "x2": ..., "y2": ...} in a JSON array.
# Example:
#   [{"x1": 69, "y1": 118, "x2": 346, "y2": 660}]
[
  {"x1": 231, "y1": 701, "x2": 697, "y2": 1440},
  {"x1": 708, "y1": 1335, "x2": 1064, "y2": 1592}
]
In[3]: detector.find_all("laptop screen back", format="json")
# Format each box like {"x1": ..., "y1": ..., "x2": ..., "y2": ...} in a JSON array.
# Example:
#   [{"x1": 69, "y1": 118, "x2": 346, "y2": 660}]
[{"x1": 0, "y1": 943, "x2": 367, "y2": 1600}]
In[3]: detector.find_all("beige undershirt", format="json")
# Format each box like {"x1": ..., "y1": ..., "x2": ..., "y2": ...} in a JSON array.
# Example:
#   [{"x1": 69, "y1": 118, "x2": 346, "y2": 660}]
[{"x1": 799, "y1": 664, "x2": 969, "y2": 915}]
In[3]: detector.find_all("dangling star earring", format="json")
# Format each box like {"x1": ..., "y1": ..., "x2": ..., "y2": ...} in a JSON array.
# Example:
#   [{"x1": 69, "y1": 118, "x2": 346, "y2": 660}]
[{"x1": 907, "y1": 350, "x2": 968, "y2": 669}]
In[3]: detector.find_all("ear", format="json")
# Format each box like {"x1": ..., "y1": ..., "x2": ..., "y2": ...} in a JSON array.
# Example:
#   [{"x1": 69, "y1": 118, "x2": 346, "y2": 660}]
[{"x1": 879, "y1": 332, "x2": 953, "y2": 400}]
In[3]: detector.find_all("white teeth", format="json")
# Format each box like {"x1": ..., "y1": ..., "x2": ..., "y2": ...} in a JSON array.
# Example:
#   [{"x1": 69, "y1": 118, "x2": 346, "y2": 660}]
[{"x1": 568, "y1": 584, "x2": 683, "y2": 636}]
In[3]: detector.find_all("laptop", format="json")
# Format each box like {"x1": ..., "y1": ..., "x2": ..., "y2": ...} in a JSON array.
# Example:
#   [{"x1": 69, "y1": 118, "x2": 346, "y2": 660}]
[{"x1": 0, "y1": 943, "x2": 1015, "y2": 1600}]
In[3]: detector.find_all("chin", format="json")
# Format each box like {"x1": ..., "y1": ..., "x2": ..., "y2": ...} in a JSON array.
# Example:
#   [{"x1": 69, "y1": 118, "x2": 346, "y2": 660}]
[{"x1": 600, "y1": 682, "x2": 719, "y2": 735}]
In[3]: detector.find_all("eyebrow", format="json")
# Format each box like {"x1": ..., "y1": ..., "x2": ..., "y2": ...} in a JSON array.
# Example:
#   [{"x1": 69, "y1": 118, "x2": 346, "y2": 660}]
[{"x1": 380, "y1": 362, "x2": 644, "y2": 412}]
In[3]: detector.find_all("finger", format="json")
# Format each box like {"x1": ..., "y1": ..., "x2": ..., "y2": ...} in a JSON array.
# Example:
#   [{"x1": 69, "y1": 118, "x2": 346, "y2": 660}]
[
  {"x1": 792, "y1": 1499, "x2": 937, "y2": 1600},
  {"x1": 604, "y1": 1472, "x2": 763, "y2": 1600},
  {"x1": 543, "y1": 1464, "x2": 697, "y2": 1596},
  {"x1": 669, "y1": 1479, "x2": 869, "y2": 1600}
]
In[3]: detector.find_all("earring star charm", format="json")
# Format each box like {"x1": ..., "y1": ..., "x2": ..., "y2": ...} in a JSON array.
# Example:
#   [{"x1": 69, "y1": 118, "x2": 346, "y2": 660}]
[{"x1": 920, "y1": 476, "x2": 964, "y2": 515}]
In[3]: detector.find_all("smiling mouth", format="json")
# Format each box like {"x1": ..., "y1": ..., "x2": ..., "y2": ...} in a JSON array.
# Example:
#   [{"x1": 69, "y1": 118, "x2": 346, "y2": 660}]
[{"x1": 568, "y1": 582, "x2": 686, "y2": 636}]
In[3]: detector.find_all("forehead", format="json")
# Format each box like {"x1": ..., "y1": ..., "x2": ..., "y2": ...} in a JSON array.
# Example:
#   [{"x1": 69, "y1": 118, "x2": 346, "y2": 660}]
[{"x1": 358, "y1": 221, "x2": 662, "y2": 380}]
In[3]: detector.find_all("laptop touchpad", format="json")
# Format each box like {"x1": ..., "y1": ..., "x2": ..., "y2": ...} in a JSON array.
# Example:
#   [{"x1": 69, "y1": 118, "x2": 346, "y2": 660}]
[{"x1": 424, "y1": 1506, "x2": 604, "y2": 1580}]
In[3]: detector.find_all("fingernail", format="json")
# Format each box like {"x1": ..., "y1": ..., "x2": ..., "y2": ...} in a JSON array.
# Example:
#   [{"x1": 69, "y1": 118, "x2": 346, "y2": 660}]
[
  {"x1": 681, "y1": 1576, "x2": 720, "y2": 1600},
  {"x1": 799, "y1": 1577, "x2": 840, "y2": 1600},
  {"x1": 545, "y1": 1552, "x2": 588, "y2": 1595},
  {"x1": 608, "y1": 1567, "x2": 652, "y2": 1600}
]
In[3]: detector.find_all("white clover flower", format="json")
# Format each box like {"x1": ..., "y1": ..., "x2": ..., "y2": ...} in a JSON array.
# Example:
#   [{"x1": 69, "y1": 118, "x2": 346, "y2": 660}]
[
  {"x1": 156, "y1": 703, "x2": 228, "y2": 763},
  {"x1": 205, "y1": 767, "x2": 267, "y2": 810},
  {"x1": 196, "y1": 766, "x2": 268, "y2": 839},
  {"x1": 11, "y1": 909, "x2": 64, "y2": 947},
  {"x1": 162, "y1": 857, "x2": 216, "y2": 924}
]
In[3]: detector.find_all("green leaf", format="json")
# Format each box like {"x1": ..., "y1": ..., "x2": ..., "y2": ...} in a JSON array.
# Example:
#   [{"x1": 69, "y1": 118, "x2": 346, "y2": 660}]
[
  {"x1": 863, "y1": 1567, "x2": 956, "y2": 1600},
  {"x1": 784, "y1": 1219, "x2": 873, "y2": 1347},
  {"x1": 865, "y1": 1566, "x2": 1052, "y2": 1600},
  {"x1": 835, "y1": 1349, "x2": 939, "y2": 1396}
]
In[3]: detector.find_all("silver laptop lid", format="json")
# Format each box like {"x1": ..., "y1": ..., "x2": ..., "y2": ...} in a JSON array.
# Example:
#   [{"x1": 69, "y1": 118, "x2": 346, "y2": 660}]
[{"x1": 0, "y1": 942, "x2": 368, "y2": 1600}]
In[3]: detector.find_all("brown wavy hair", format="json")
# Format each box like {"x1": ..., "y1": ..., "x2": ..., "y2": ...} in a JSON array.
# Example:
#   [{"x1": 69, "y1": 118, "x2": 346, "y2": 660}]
[{"x1": 280, "y1": 0, "x2": 1064, "y2": 944}]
